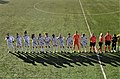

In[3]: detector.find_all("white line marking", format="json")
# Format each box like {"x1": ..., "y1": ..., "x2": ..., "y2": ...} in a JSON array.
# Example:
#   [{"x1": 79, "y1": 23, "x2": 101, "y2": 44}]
[
  {"x1": 78, "y1": 0, "x2": 107, "y2": 79},
  {"x1": 34, "y1": 2, "x2": 120, "y2": 16}
]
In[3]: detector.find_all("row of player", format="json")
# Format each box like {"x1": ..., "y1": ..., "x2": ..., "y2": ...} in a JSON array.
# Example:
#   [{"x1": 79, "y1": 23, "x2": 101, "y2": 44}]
[{"x1": 5, "y1": 31, "x2": 120, "y2": 53}]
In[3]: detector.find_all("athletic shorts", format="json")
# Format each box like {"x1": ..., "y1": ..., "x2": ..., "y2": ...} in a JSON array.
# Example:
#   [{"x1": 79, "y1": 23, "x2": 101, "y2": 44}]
[
  {"x1": 90, "y1": 42, "x2": 96, "y2": 47},
  {"x1": 99, "y1": 42, "x2": 103, "y2": 47},
  {"x1": 38, "y1": 42, "x2": 44, "y2": 46},
  {"x1": 32, "y1": 42, "x2": 37, "y2": 47},
  {"x1": 112, "y1": 42, "x2": 116, "y2": 47},
  {"x1": 105, "y1": 41, "x2": 111, "y2": 46}
]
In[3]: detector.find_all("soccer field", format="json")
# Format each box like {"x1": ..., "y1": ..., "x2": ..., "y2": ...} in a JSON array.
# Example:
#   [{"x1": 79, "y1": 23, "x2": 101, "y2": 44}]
[{"x1": 0, "y1": 0, "x2": 120, "y2": 79}]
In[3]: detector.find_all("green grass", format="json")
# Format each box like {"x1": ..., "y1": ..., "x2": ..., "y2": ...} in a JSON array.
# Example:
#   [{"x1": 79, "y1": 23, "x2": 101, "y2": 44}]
[{"x1": 0, "y1": 0, "x2": 120, "y2": 79}]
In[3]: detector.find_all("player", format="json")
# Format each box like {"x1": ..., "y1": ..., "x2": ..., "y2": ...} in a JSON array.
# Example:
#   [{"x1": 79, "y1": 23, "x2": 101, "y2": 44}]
[
  {"x1": 15, "y1": 33, "x2": 22, "y2": 52},
  {"x1": 72, "y1": 31, "x2": 80, "y2": 52},
  {"x1": 98, "y1": 33, "x2": 103, "y2": 53},
  {"x1": 66, "y1": 33, "x2": 72, "y2": 52},
  {"x1": 23, "y1": 31, "x2": 30, "y2": 53},
  {"x1": 52, "y1": 34, "x2": 58, "y2": 53},
  {"x1": 111, "y1": 34, "x2": 117, "y2": 52},
  {"x1": 38, "y1": 33, "x2": 44, "y2": 52},
  {"x1": 90, "y1": 33, "x2": 96, "y2": 53},
  {"x1": 117, "y1": 35, "x2": 120, "y2": 52},
  {"x1": 58, "y1": 34, "x2": 64, "y2": 52},
  {"x1": 44, "y1": 32, "x2": 51, "y2": 52},
  {"x1": 104, "y1": 31, "x2": 112, "y2": 52},
  {"x1": 31, "y1": 34, "x2": 38, "y2": 53},
  {"x1": 81, "y1": 33, "x2": 87, "y2": 53},
  {"x1": 5, "y1": 33, "x2": 14, "y2": 53}
]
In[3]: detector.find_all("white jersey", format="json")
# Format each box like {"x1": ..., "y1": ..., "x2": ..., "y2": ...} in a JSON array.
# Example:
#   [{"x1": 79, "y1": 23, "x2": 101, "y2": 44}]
[
  {"x1": 32, "y1": 37, "x2": 37, "y2": 46},
  {"x1": 23, "y1": 35, "x2": 29, "y2": 46},
  {"x1": 52, "y1": 37, "x2": 58, "y2": 46},
  {"x1": 81, "y1": 36, "x2": 87, "y2": 47},
  {"x1": 66, "y1": 36, "x2": 72, "y2": 46},
  {"x1": 44, "y1": 36, "x2": 51, "y2": 46},
  {"x1": 38, "y1": 36, "x2": 44, "y2": 46},
  {"x1": 5, "y1": 36, "x2": 14, "y2": 47},
  {"x1": 58, "y1": 37, "x2": 64, "y2": 46},
  {"x1": 16, "y1": 36, "x2": 22, "y2": 46}
]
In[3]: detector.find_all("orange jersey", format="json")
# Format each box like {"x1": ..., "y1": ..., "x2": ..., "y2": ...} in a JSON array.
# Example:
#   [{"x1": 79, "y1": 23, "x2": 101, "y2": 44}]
[
  {"x1": 99, "y1": 36, "x2": 103, "y2": 42},
  {"x1": 105, "y1": 34, "x2": 112, "y2": 41},
  {"x1": 90, "y1": 36, "x2": 96, "y2": 43},
  {"x1": 72, "y1": 34, "x2": 80, "y2": 43}
]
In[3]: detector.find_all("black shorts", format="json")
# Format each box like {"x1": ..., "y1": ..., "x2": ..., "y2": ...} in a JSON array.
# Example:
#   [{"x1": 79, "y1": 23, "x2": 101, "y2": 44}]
[
  {"x1": 99, "y1": 42, "x2": 103, "y2": 47},
  {"x1": 90, "y1": 42, "x2": 96, "y2": 47},
  {"x1": 112, "y1": 42, "x2": 116, "y2": 47},
  {"x1": 105, "y1": 41, "x2": 111, "y2": 46}
]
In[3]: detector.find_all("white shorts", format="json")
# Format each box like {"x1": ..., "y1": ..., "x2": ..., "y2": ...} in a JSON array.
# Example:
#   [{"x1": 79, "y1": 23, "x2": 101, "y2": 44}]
[
  {"x1": 67, "y1": 42, "x2": 72, "y2": 47},
  {"x1": 24, "y1": 41, "x2": 29, "y2": 47},
  {"x1": 45, "y1": 43, "x2": 50, "y2": 47},
  {"x1": 81, "y1": 42, "x2": 87, "y2": 47},
  {"x1": 38, "y1": 42, "x2": 44, "y2": 47},
  {"x1": 7, "y1": 42, "x2": 13, "y2": 47},
  {"x1": 59, "y1": 43, "x2": 64, "y2": 47},
  {"x1": 16, "y1": 42, "x2": 22, "y2": 47},
  {"x1": 32, "y1": 42, "x2": 37, "y2": 47}
]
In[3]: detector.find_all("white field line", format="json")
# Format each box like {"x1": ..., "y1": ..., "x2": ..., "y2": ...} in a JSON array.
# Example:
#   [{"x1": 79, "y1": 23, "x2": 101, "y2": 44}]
[
  {"x1": 34, "y1": 2, "x2": 120, "y2": 16},
  {"x1": 78, "y1": 0, "x2": 107, "y2": 79}
]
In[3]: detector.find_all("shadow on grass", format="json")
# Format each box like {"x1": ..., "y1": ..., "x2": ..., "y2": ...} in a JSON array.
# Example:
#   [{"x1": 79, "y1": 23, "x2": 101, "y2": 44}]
[
  {"x1": 0, "y1": 0, "x2": 9, "y2": 4},
  {"x1": 10, "y1": 51, "x2": 120, "y2": 68}
]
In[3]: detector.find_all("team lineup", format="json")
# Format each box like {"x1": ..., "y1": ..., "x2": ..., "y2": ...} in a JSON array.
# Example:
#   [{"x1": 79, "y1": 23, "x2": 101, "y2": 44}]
[{"x1": 5, "y1": 31, "x2": 120, "y2": 53}]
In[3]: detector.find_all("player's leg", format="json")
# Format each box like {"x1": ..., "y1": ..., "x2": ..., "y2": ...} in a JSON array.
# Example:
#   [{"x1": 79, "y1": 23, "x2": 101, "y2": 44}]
[
  {"x1": 93, "y1": 43, "x2": 96, "y2": 53},
  {"x1": 104, "y1": 41, "x2": 107, "y2": 52},
  {"x1": 90, "y1": 42, "x2": 92, "y2": 52},
  {"x1": 108, "y1": 41, "x2": 111, "y2": 52}
]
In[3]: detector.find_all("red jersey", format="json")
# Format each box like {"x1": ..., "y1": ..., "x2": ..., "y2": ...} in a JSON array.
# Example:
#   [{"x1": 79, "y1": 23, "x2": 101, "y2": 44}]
[
  {"x1": 99, "y1": 36, "x2": 103, "y2": 42},
  {"x1": 90, "y1": 36, "x2": 96, "y2": 43},
  {"x1": 72, "y1": 34, "x2": 80, "y2": 43},
  {"x1": 105, "y1": 34, "x2": 112, "y2": 41}
]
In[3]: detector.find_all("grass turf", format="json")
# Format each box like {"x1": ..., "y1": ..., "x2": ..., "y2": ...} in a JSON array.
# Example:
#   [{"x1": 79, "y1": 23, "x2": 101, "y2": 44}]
[{"x1": 0, "y1": 0, "x2": 120, "y2": 79}]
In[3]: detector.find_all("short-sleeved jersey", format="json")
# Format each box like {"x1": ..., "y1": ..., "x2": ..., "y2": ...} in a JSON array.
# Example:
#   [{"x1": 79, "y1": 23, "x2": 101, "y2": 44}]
[
  {"x1": 72, "y1": 34, "x2": 80, "y2": 43},
  {"x1": 105, "y1": 34, "x2": 112, "y2": 41},
  {"x1": 32, "y1": 37, "x2": 37, "y2": 43},
  {"x1": 112, "y1": 36, "x2": 117, "y2": 43},
  {"x1": 38, "y1": 36, "x2": 44, "y2": 43},
  {"x1": 52, "y1": 37, "x2": 58, "y2": 45},
  {"x1": 44, "y1": 36, "x2": 51, "y2": 43},
  {"x1": 5, "y1": 36, "x2": 14, "y2": 43},
  {"x1": 58, "y1": 37, "x2": 64, "y2": 44},
  {"x1": 66, "y1": 36, "x2": 72, "y2": 44},
  {"x1": 23, "y1": 35, "x2": 29, "y2": 42},
  {"x1": 16, "y1": 36, "x2": 22, "y2": 43},
  {"x1": 90, "y1": 36, "x2": 96, "y2": 43},
  {"x1": 81, "y1": 36, "x2": 87, "y2": 43}
]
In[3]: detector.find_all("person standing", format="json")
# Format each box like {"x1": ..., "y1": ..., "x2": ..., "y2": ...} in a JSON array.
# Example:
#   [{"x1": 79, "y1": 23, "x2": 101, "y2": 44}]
[
  {"x1": 111, "y1": 34, "x2": 117, "y2": 52},
  {"x1": 15, "y1": 33, "x2": 22, "y2": 52},
  {"x1": 52, "y1": 34, "x2": 58, "y2": 53},
  {"x1": 81, "y1": 33, "x2": 87, "y2": 53},
  {"x1": 38, "y1": 33, "x2": 44, "y2": 52},
  {"x1": 5, "y1": 33, "x2": 14, "y2": 53},
  {"x1": 98, "y1": 33, "x2": 103, "y2": 53},
  {"x1": 90, "y1": 33, "x2": 96, "y2": 53},
  {"x1": 58, "y1": 34, "x2": 64, "y2": 52},
  {"x1": 104, "y1": 32, "x2": 112, "y2": 52},
  {"x1": 31, "y1": 34, "x2": 38, "y2": 53},
  {"x1": 66, "y1": 33, "x2": 72, "y2": 52},
  {"x1": 44, "y1": 32, "x2": 51, "y2": 52},
  {"x1": 72, "y1": 31, "x2": 80, "y2": 52},
  {"x1": 23, "y1": 31, "x2": 30, "y2": 53}
]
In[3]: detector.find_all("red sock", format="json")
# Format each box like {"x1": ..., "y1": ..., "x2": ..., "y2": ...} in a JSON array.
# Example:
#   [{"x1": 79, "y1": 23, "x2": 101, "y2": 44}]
[{"x1": 108, "y1": 46, "x2": 110, "y2": 51}]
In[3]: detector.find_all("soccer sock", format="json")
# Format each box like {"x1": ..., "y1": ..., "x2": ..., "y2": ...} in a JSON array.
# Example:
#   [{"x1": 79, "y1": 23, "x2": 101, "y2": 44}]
[
  {"x1": 85, "y1": 48, "x2": 86, "y2": 53},
  {"x1": 108, "y1": 46, "x2": 110, "y2": 51},
  {"x1": 104, "y1": 46, "x2": 107, "y2": 51}
]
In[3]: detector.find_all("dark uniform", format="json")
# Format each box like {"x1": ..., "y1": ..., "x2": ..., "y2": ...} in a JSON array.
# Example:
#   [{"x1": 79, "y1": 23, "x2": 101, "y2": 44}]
[{"x1": 112, "y1": 34, "x2": 117, "y2": 51}]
